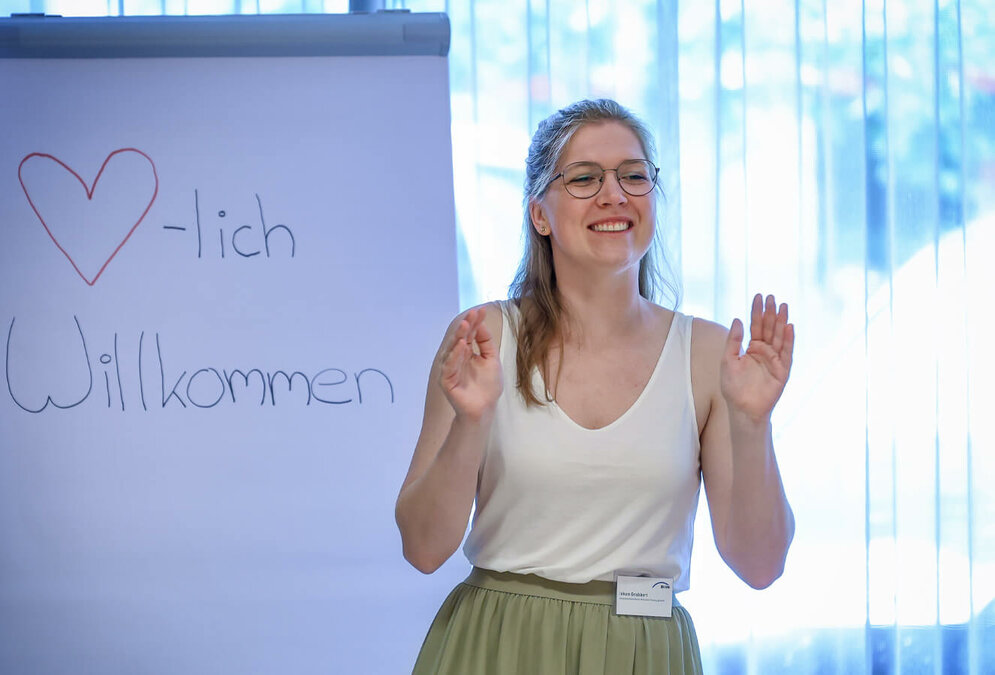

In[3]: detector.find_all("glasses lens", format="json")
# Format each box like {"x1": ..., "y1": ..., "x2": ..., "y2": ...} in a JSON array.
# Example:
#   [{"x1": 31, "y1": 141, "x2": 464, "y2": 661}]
[
  {"x1": 560, "y1": 163, "x2": 603, "y2": 198},
  {"x1": 558, "y1": 161, "x2": 658, "y2": 198},
  {"x1": 616, "y1": 160, "x2": 657, "y2": 196}
]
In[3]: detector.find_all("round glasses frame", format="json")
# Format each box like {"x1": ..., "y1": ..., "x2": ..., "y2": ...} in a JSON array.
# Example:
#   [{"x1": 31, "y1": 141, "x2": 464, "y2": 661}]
[{"x1": 546, "y1": 160, "x2": 660, "y2": 199}]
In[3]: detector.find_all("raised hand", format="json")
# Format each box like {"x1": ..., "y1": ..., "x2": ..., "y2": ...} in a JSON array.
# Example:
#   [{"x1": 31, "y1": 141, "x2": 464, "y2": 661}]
[
  {"x1": 720, "y1": 294, "x2": 795, "y2": 422},
  {"x1": 439, "y1": 307, "x2": 503, "y2": 421}
]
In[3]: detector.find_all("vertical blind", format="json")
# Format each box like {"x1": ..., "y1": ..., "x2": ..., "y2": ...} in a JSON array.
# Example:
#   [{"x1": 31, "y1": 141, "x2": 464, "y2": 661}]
[
  {"x1": 8, "y1": 0, "x2": 994, "y2": 672},
  {"x1": 428, "y1": 2, "x2": 995, "y2": 671}
]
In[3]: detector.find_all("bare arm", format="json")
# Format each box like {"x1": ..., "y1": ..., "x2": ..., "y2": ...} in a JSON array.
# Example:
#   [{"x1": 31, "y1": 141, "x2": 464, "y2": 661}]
[
  {"x1": 395, "y1": 304, "x2": 503, "y2": 574},
  {"x1": 697, "y1": 294, "x2": 796, "y2": 589}
]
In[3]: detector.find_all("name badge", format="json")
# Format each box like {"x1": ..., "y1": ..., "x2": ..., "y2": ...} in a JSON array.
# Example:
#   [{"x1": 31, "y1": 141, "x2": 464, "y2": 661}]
[{"x1": 615, "y1": 575, "x2": 673, "y2": 618}]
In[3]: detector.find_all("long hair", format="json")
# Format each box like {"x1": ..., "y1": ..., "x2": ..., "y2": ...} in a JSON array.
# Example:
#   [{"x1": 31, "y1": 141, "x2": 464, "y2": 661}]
[{"x1": 508, "y1": 98, "x2": 681, "y2": 406}]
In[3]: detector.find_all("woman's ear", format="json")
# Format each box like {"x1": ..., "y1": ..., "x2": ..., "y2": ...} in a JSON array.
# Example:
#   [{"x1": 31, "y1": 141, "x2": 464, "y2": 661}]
[{"x1": 529, "y1": 199, "x2": 550, "y2": 236}]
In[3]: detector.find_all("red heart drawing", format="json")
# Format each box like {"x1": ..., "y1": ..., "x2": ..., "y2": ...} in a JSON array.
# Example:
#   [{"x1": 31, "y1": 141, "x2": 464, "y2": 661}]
[{"x1": 18, "y1": 149, "x2": 159, "y2": 286}]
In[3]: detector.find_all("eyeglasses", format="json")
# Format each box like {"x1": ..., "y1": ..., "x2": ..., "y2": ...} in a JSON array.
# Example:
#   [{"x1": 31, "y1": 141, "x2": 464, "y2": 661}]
[{"x1": 547, "y1": 159, "x2": 659, "y2": 199}]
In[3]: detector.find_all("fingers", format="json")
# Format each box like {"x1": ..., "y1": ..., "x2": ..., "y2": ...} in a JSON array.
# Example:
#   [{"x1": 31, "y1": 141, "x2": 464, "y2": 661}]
[
  {"x1": 781, "y1": 322, "x2": 795, "y2": 371},
  {"x1": 474, "y1": 316, "x2": 497, "y2": 359},
  {"x1": 726, "y1": 317, "x2": 745, "y2": 360},
  {"x1": 444, "y1": 307, "x2": 492, "y2": 368},
  {"x1": 743, "y1": 293, "x2": 794, "y2": 377},
  {"x1": 749, "y1": 294, "x2": 763, "y2": 341},
  {"x1": 771, "y1": 302, "x2": 788, "y2": 353},
  {"x1": 439, "y1": 310, "x2": 474, "y2": 370},
  {"x1": 463, "y1": 308, "x2": 487, "y2": 351},
  {"x1": 749, "y1": 293, "x2": 789, "y2": 344},
  {"x1": 440, "y1": 336, "x2": 469, "y2": 387},
  {"x1": 759, "y1": 294, "x2": 777, "y2": 342}
]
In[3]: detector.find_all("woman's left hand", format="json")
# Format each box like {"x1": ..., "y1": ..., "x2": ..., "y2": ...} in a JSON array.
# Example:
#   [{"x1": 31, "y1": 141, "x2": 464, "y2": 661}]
[{"x1": 721, "y1": 293, "x2": 795, "y2": 422}]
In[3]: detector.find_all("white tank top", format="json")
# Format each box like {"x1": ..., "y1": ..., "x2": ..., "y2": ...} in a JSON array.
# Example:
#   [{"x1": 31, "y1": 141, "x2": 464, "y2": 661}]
[{"x1": 463, "y1": 301, "x2": 702, "y2": 589}]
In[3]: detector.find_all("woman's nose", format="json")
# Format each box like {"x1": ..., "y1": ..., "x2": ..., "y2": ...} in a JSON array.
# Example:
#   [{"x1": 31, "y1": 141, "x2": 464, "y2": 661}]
[{"x1": 597, "y1": 170, "x2": 628, "y2": 204}]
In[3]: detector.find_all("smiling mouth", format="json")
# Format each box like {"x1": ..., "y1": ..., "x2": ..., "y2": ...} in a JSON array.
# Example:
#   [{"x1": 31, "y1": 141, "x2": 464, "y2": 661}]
[{"x1": 589, "y1": 220, "x2": 632, "y2": 232}]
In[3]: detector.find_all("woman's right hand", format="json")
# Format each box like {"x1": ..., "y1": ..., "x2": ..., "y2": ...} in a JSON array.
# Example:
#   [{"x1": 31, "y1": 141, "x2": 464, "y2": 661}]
[
  {"x1": 439, "y1": 307, "x2": 503, "y2": 420},
  {"x1": 396, "y1": 305, "x2": 502, "y2": 573}
]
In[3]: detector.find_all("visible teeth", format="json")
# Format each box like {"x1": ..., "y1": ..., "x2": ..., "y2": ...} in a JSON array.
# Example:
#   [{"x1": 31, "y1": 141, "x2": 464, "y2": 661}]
[{"x1": 591, "y1": 221, "x2": 630, "y2": 232}]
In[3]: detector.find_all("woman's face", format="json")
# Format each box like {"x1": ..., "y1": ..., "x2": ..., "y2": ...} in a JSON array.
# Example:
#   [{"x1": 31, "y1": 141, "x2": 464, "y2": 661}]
[{"x1": 530, "y1": 121, "x2": 656, "y2": 282}]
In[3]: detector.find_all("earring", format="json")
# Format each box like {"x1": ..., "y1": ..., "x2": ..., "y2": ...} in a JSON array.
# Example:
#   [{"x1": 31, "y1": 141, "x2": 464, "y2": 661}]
[{"x1": 539, "y1": 226, "x2": 548, "y2": 235}]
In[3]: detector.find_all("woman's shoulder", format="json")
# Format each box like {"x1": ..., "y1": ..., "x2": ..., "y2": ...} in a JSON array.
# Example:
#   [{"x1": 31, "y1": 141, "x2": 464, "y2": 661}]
[
  {"x1": 479, "y1": 300, "x2": 507, "y2": 322},
  {"x1": 689, "y1": 315, "x2": 729, "y2": 343},
  {"x1": 651, "y1": 305, "x2": 725, "y2": 371},
  {"x1": 688, "y1": 315, "x2": 729, "y2": 362},
  {"x1": 444, "y1": 300, "x2": 505, "y2": 326},
  {"x1": 687, "y1": 316, "x2": 729, "y2": 397},
  {"x1": 645, "y1": 303, "x2": 702, "y2": 337}
]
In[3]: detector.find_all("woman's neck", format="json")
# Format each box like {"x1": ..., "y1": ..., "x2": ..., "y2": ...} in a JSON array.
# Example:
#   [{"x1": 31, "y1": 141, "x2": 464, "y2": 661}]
[{"x1": 554, "y1": 267, "x2": 650, "y2": 347}]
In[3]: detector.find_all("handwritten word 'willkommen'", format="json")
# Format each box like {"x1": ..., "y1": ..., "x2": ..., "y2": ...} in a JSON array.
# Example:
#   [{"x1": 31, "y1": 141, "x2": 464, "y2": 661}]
[{"x1": 5, "y1": 317, "x2": 392, "y2": 413}]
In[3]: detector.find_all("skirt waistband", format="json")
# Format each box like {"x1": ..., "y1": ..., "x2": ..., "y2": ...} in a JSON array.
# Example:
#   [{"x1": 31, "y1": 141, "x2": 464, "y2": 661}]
[{"x1": 463, "y1": 567, "x2": 682, "y2": 608}]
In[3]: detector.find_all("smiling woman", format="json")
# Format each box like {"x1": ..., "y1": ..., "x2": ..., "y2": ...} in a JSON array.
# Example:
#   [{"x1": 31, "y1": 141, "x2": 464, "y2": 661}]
[
  {"x1": 14, "y1": 1, "x2": 995, "y2": 672},
  {"x1": 528, "y1": 121, "x2": 657, "y2": 288},
  {"x1": 396, "y1": 99, "x2": 795, "y2": 674}
]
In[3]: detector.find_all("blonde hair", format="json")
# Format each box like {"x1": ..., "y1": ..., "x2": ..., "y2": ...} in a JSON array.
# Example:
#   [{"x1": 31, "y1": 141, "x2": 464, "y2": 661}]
[{"x1": 509, "y1": 99, "x2": 680, "y2": 406}]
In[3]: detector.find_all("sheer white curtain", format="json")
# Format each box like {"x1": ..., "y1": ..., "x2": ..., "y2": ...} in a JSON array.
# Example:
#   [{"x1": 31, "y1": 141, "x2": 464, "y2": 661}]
[
  {"x1": 411, "y1": 1, "x2": 995, "y2": 672},
  {"x1": 16, "y1": 0, "x2": 994, "y2": 671}
]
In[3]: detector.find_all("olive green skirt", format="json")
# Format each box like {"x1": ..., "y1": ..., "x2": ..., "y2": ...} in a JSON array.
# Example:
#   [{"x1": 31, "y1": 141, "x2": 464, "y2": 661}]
[{"x1": 412, "y1": 568, "x2": 703, "y2": 675}]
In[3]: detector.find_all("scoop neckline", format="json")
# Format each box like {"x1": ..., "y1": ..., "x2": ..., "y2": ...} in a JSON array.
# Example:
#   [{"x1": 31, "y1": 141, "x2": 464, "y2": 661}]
[{"x1": 540, "y1": 311, "x2": 679, "y2": 433}]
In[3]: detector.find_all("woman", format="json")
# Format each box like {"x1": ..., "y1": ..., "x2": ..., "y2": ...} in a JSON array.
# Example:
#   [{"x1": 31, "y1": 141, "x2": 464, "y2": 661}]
[{"x1": 396, "y1": 99, "x2": 795, "y2": 674}]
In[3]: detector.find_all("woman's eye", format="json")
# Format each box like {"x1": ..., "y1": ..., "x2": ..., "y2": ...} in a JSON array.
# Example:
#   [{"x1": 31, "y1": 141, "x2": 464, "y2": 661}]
[
  {"x1": 568, "y1": 174, "x2": 597, "y2": 185},
  {"x1": 621, "y1": 172, "x2": 648, "y2": 182}
]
